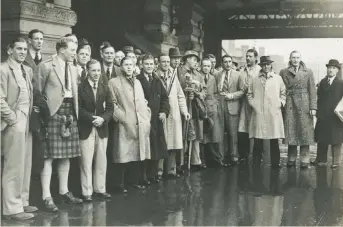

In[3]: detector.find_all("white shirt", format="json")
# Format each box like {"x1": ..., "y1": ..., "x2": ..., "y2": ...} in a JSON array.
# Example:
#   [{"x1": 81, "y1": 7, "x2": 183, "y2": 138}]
[
  {"x1": 328, "y1": 76, "x2": 336, "y2": 85},
  {"x1": 103, "y1": 63, "x2": 113, "y2": 76},
  {"x1": 29, "y1": 49, "x2": 41, "y2": 61},
  {"x1": 219, "y1": 70, "x2": 232, "y2": 91},
  {"x1": 88, "y1": 79, "x2": 98, "y2": 97},
  {"x1": 57, "y1": 56, "x2": 73, "y2": 98}
]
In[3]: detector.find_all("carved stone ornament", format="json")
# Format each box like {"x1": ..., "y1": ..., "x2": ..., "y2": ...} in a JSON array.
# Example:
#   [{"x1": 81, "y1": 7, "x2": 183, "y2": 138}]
[{"x1": 19, "y1": 1, "x2": 77, "y2": 26}]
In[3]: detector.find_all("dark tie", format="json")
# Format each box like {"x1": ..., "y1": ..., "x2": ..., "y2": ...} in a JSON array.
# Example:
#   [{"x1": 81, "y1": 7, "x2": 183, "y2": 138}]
[
  {"x1": 34, "y1": 52, "x2": 41, "y2": 65},
  {"x1": 81, "y1": 66, "x2": 87, "y2": 81},
  {"x1": 204, "y1": 75, "x2": 208, "y2": 85},
  {"x1": 222, "y1": 71, "x2": 229, "y2": 92},
  {"x1": 148, "y1": 74, "x2": 153, "y2": 83},
  {"x1": 21, "y1": 65, "x2": 27, "y2": 80},
  {"x1": 327, "y1": 77, "x2": 331, "y2": 86},
  {"x1": 106, "y1": 68, "x2": 111, "y2": 80},
  {"x1": 65, "y1": 62, "x2": 69, "y2": 90},
  {"x1": 93, "y1": 82, "x2": 97, "y2": 90}
]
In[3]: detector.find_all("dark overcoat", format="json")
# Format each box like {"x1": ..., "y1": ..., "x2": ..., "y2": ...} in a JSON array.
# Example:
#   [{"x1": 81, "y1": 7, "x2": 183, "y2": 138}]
[
  {"x1": 136, "y1": 72, "x2": 170, "y2": 160},
  {"x1": 315, "y1": 76, "x2": 343, "y2": 144},
  {"x1": 280, "y1": 63, "x2": 317, "y2": 145}
]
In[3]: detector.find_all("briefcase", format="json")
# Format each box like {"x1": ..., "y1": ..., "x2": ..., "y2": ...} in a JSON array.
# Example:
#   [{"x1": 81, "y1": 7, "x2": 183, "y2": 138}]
[{"x1": 334, "y1": 97, "x2": 343, "y2": 122}]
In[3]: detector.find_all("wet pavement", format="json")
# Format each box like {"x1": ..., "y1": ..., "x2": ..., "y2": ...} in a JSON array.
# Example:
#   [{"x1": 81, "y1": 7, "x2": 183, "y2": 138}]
[{"x1": 2, "y1": 150, "x2": 343, "y2": 226}]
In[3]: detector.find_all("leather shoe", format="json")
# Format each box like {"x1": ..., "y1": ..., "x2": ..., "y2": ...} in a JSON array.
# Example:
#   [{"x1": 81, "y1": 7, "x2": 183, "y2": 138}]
[
  {"x1": 23, "y1": 206, "x2": 38, "y2": 213},
  {"x1": 316, "y1": 162, "x2": 327, "y2": 167},
  {"x1": 300, "y1": 163, "x2": 309, "y2": 169},
  {"x1": 219, "y1": 161, "x2": 229, "y2": 167},
  {"x1": 43, "y1": 197, "x2": 59, "y2": 212},
  {"x1": 331, "y1": 164, "x2": 339, "y2": 169},
  {"x1": 310, "y1": 159, "x2": 319, "y2": 165},
  {"x1": 60, "y1": 192, "x2": 83, "y2": 204},
  {"x1": 287, "y1": 161, "x2": 296, "y2": 168},
  {"x1": 93, "y1": 192, "x2": 111, "y2": 199},
  {"x1": 112, "y1": 187, "x2": 128, "y2": 194},
  {"x1": 140, "y1": 180, "x2": 151, "y2": 186},
  {"x1": 167, "y1": 173, "x2": 180, "y2": 179},
  {"x1": 132, "y1": 184, "x2": 146, "y2": 190},
  {"x1": 272, "y1": 164, "x2": 282, "y2": 169},
  {"x1": 3, "y1": 212, "x2": 34, "y2": 220},
  {"x1": 82, "y1": 195, "x2": 92, "y2": 202}
]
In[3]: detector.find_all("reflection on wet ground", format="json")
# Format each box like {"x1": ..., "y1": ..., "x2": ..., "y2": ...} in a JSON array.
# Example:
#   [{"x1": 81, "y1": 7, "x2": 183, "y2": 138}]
[{"x1": 2, "y1": 151, "x2": 343, "y2": 226}]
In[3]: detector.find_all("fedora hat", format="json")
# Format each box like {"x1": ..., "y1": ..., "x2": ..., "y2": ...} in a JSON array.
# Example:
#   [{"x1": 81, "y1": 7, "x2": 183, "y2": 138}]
[
  {"x1": 123, "y1": 46, "x2": 134, "y2": 53},
  {"x1": 258, "y1": 56, "x2": 274, "y2": 66},
  {"x1": 326, "y1": 59, "x2": 341, "y2": 69},
  {"x1": 169, "y1": 47, "x2": 182, "y2": 58},
  {"x1": 183, "y1": 50, "x2": 200, "y2": 62}
]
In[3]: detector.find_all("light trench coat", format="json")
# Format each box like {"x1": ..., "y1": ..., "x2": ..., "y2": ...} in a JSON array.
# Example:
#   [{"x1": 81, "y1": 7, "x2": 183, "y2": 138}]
[
  {"x1": 108, "y1": 74, "x2": 151, "y2": 163},
  {"x1": 158, "y1": 69, "x2": 188, "y2": 150},
  {"x1": 247, "y1": 71, "x2": 286, "y2": 139}
]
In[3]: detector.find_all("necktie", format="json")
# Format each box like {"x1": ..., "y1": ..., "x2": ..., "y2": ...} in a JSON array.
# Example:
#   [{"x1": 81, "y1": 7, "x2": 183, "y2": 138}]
[
  {"x1": 222, "y1": 71, "x2": 229, "y2": 92},
  {"x1": 327, "y1": 77, "x2": 331, "y2": 86},
  {"x1": 204, "y1": 75, "x2": 208, "y2": 85},
  {"x1": 20, "y1": 65, "x2": 27, "y2": 80},
  {"x1": 34, "y1": 52, "x2": 40, "y2": 65},
  {"x1": 65, "y1": 62, "x2": 69, "y2": 90},
  {"x1": 93, "y1": 82, "x2": 97, "y2": 90},
  {"x1": 106, "y1": 67, "x2": 111, "y2": 80},
  {"x1": 81, "y1": 66, "x2": 87, "y2": 81},
  {"x1": 148, "y1": 74, "x2": 153, "y2": 83}
]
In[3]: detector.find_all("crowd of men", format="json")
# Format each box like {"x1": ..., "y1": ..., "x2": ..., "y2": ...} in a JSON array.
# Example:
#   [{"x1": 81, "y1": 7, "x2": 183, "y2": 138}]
[{"x1": 1, "y1": 28, "x2": 343, "y2": 221}]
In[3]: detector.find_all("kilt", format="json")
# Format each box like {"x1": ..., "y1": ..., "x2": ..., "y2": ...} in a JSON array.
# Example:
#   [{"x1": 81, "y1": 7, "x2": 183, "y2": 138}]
[{"x1": 45, "y1": 100, "x2": 80, "y2": 159}]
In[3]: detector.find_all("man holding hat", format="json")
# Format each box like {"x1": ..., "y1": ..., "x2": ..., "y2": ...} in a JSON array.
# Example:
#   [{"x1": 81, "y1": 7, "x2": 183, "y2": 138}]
[{"x1": 314, "y1": 59, "x2": 343, "y2": 169}]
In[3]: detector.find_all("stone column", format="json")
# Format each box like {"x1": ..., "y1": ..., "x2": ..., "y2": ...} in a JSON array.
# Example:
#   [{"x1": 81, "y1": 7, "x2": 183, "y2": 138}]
[{"x1": 1, "y1": 0, "x2": 77, "y2": 59}]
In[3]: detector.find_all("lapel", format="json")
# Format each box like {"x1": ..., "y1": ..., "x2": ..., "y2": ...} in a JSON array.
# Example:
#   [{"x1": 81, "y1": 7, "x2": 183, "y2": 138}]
[
  {"x1": 7, "y1": 59, "x2": 23, "y2": 86},
  {"x1": 137, "y1": 73, "x2": 151, "y2": 99},
  {"x1": 52, "y1": 56, "x2": 64, "y2": 87},
  {"x1": 217, "y1": 70, "x2": 225, "y2": 92},
  {"x1": 24, "y1": 52, "x2": 36, "y2": 68},
  {"x1": 84, "y1": 80, "x2": 96, "y2": 105},
  {"x1": 96, "y1": 82, "x2": 105, "y2": 104},
  {"x1": 329, "y1": 76, "x2": 339, "y2": 91},
  {"x1": 228, "y1": 70, "x2": 234, "y2": 89},
  {"x1": 22, "y1": 65, "x2": 33, "y2": 101}
]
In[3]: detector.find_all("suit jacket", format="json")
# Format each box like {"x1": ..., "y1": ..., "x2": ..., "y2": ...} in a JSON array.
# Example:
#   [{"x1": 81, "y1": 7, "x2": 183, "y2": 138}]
[
  {"x1": 23, "y1": 51, "x2": 43, "y2": 73},
  {"x1": 1, "y1": 59, "x2": 33, "y2": 131},
  {"x1": 34, "y1": 55, "x2": 79, "y2": 118},
  {"x1": 100, "y1": 62, "x2": 121, "y2": 85},
  {"x1": 78, "y1": 79, "x2": 114, "y2": 140},
  {"x1": 214, "y1": 69, "x2": 244, "y2": 115}
]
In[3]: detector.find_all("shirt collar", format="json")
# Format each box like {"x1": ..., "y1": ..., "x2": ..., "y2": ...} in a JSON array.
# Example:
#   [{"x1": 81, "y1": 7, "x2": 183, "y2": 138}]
[
  {"x1": 29, "y1": 48, "x2": 41, "y2": 59},
  {"x1": 88, "y1": 78, "x2": 98, "y2": 88},
  {"x1": 259, "y1": 71, "x2": 274, "y2": 78},
  {"x1": 103, "y1": 63, "x2": 113, "y2": 71}
]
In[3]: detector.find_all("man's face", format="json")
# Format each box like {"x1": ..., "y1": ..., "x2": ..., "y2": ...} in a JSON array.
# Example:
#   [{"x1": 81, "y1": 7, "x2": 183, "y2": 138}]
[
  {"x1": 88, "y1": 62, "x2": 101, "y2": 82},
  {"x1": 209, "y1": 57, "x2": 216, "y2": 69},
  {"x1": 290, "y1": 52, "x2": 301, "y2": 67},
  {"x1": 8, "y1": 41, "x2": 28, "y2": 63},
  {"x1": 327, "y1": 66, "x2": 339, "y2": 77},
  {"x1": 170, "y1": 57, "x2": 181, "y2": 69},
  {"x1": 77, "y1": 47, "x2": 91, "y2": 66},
  {"x1": 201, "y1": 59, "x2": 211, "y2": 74},
  {"x1": 187, "y1": 56, "x2": 198, "y2": 70},
  {"x1": 246, "y1": 52, "x2": 256, "y2": 66},
  {"x1": 114, "y1": 51, "x2": 124, "y2": 66},
  {"x1": 121, "y1": 58, "x2": 134, "y2": 77},
  {"x1": 127, "y1": 52, "x2": 137, "y2": 65},
  {"x1": 222, "y1": 56, "x2": 233, "y2": 71},
  {"x1": 142, "y1": 59, "x2": 155, "y2": 75},
  {"x1": 29, "y1": 32, "x2": 43, "y2": 51},
  {"x1": 61, "y1": 42, "x2": 77, "y2": 62},
  {"x1": 261, "y1": 64, "x2": 272, "y2": 73},
  {"x1": 159, "y1": 56, "x2": 170, "y2": 72},
  {"x1": 101, "y1": 47, "x2": 115, "y2": 64}
]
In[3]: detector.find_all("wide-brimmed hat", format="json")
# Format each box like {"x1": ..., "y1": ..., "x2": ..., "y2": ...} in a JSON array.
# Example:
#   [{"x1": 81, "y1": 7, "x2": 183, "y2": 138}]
[
  {"x1": 183, "y1": 50, "x2": 200, "y2": 62},
  {"x1": 258, "y1": 56, "x2": 274, "y2": 65},
  {"x1": 123, "y1": 46, "x2": 134, "y2": 53},
  {"x1": 326, "y1": 59, "x2": 341, "y2": 69},
  {"x1": 169, "y1": 47, "x2": 182, "y2": 58},
  {"x1": 77, "y1": 38, "x2": 93, "y2": 51}
]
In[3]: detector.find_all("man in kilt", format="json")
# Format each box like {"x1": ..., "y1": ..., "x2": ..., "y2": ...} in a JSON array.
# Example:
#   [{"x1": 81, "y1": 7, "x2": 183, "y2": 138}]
[{"x1": 34, "y1": 36, "x2": 83, "y2": 212}]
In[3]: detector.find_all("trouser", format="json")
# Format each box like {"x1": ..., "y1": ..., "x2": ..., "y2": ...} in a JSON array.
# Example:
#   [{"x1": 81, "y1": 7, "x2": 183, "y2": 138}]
[
  {"x1": 287, "y1": 145, "x2": 310, "y2": 164},
  {"x1": 190, "y1": 140, "x2": 201, "y2": 165},
  {"x1": 1, "y1": 111, "x2": 31, "y2": 215},
  {"x1": 167, "y1": 149, "x2": 181, "y2": 174},
  {"x1": 238, "y1": 132, "x2": 250, "y2": 160},
  {"x1": 145, "y1": 159, "x2": 164, "y2": 179},
  {"x1": 203, "y1": 143, "x2": 223, "y2": 164},
  {"x1": 80, "y1": 127, "x2": 107, "y2": 196},
  {"x1": 41, "y1": 158, "x2": 71, "y2": 200},
  {"x1": 253, "y1": 139, "x2": 280, "y2": 166},
  {"x1": 223, "y1": 113, "x2": 239, "y2": 161},
  {"x1": 115, "y1": 161, "x2": 143, "y2": 187},
  {"x1": 317, "y1": 143, "x2": 342, "y2": 165}
]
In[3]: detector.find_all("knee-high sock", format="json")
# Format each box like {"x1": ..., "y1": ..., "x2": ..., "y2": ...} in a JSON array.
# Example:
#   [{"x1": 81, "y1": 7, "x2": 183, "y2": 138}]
[
  {"x1": 41, "y1": 159, "x2": 53, "y2": 200},
  {"x1": 57, "y1": 159, "x2": 70, "y2": 195}
]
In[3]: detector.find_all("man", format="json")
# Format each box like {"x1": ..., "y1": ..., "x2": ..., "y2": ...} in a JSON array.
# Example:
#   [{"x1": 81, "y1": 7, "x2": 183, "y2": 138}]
[
  {"x1": 169, "y1": 47, "x2": 182, "y2": 75},
  {"x1": 215, "y1": 55, "x2": 244, "y2": 165},
  {"x1": 205, "y1": 54, "x2": 218, "y2": 75},
  {"x1": 76, "y1": 38, "x2": 92, "y2": 83},
  {"x1": 179, "y1": 50, "x2": 207, "y2": 170},
  {"x1": 78, "y1": 59, "x2": 113, "y2": 201},
  {"x1": 157, "y1": 54, "x2": 190, "y2": 178},
  {"x1": 114, "y1": 50, "x2": 125, "y2": 67},
  {"x1": 125, "y1": 47, "x2": 140, "y2": 76},
  {"x1": 238, "y1": 49, "x2": 261, "y2": 164},
  {"x1": 200, "y1": 58, "x2": 227, "y2": 167},
  {"x1": 247, "y1": 56, "x2": 286, "y2": 169},
  {"x1": 35, "y1": 37, "x2": 83, "y2": 212},
  {"x1": 314, "y1": 59, "x2": 343, "y2": 169},
  {"x1": 99, "y1": 41, "x2": 120, "y2": 85},
  {"x1": 136, "y1": 54, "x2": 170, "y2": 183},
  {"x1": 1, "y1": 37, "x2": 36, "y2": 220},
  {"x1": 24, "y1": 29, "x2": 44, "y2": 71},
  {"x1": 280, "y1": 51, "x2": 317, "y2": 169}
]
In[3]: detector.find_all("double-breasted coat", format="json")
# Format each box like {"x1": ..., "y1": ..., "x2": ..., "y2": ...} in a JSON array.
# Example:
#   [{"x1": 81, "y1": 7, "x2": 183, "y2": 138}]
[
  {"x1": 201, "y1": 72, "x2": 222, "y2": 143},
  {"x1": 136, "y1": 72, "x2": 170, "y2": 160},
  {"x1": 315, "y1": 76, "x2": 343, "y2": 145},
  {"x1": 157, "y1": 69, "x2": 188, "y2": 150},
  {"x1": 280, "y1": 63, "x2": 317, "y2": 145},
  {"x1": 247, "y1": 71, "x2": 286, "y2": 139},
  {"x1": 108, "y1": 74, "x2": 151, "y2": 163}
]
